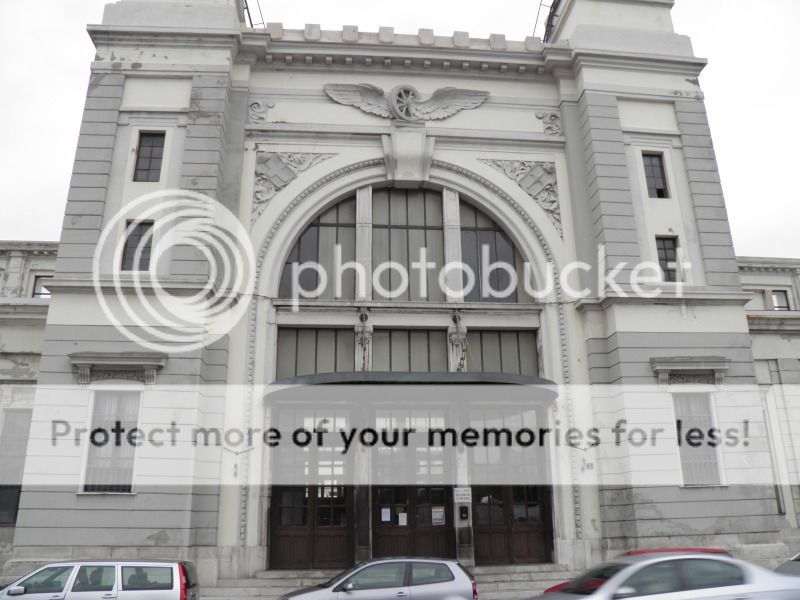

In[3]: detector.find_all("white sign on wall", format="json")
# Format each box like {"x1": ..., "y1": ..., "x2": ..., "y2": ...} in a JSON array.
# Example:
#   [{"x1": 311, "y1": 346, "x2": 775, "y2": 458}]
[{"x1": 453, "y1": 487, "x2": 472, "y2": 503}]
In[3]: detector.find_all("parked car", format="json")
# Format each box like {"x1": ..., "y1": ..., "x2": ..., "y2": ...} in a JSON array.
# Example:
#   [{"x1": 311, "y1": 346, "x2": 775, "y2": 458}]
[
  {"x1": 279, "y1": 558, "x2": 476, "y2": 600},
  {"x1": 0, "y1": 560, "x2": 198, "y2": 599},
  {"x1": 776, "y1": 551, "x2": 800, "y2": 576},
  {"x1": 531, "y1": 553, "x2": 800, "y2": 599},
  {"x1": 542, "y1": 548, "x2": 732, "y2": 594}
]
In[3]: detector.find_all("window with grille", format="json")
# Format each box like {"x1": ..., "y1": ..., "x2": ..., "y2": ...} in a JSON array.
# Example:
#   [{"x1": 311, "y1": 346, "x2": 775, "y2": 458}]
[
  {"x1": 372, "y1": 329, "x2": 449, "y2": 373},
  {"x1": 656, "y1": 236, "x2": 679, "y2": 282},
  {"x1": 373, "y1": 189, "x2": 445, "y2": 301},
  {"x1": 121, "y1": 220, "x2": 154, "y2": 271},
  {"x1": 673, "y1": 393, "x2": 721, "y2": 486},
  {"x1": 642, "y1": 152, "x2": 669, "y2": 198},
  {"x1": 771, "y1": 290, "x2": 791, "y2": 311},
  {"x1": 278, "y1": 199, "x2": 357, "y2": 299},
  {"x1": 84, "y1": 391, "x2": 140, "y2": 493},
  {"x1": 133, "y1": 132, "x2": 166, "y2": 182}
]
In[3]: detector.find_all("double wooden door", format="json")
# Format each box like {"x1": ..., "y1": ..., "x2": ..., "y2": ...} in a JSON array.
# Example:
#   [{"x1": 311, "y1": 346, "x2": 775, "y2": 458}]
[
  {"x1": 372, "y1": 486, "x2": 456, "y2": 559},
  {"x1": 270, "y1": 485, "x2": 354, "y2": 569},
  {"x1": 472, "y1": 486, "x2": 552, "y2": 565}
]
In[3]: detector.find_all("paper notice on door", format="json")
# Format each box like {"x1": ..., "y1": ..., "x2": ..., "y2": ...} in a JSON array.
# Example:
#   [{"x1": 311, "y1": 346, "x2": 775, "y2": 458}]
[
  {"x1": 381, "y1": 508, "x2": 391, "y2": 523},
  {"x1": 432, "y1": 506, "x2": 445, "y2": 526},
  {"x1": 398, "y1": 512, "x2": 408, "y2": 527}
]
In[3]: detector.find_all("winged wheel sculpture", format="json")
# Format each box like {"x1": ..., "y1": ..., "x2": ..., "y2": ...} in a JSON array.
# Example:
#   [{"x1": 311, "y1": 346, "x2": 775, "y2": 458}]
[{"x1": 323, "y1": 84, "x2": 489, "y2": 122}]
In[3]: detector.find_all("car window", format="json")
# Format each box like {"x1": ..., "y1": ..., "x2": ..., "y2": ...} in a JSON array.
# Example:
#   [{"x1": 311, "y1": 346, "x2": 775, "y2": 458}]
[
  {"x1": 121, "y1": 566, "x2": 174, "y2": 591},
  {"x1": 680, "y1": 559, "x2": 745, "y2": 590},
  {"x1": 72, "y1": 565, "x2": 116, "y2": 592},
  {"x1": 346, "y1": 563, "x2": 407, "y2": 590},
  {"x1": 563, "y1": 563, "x2": 626, "y2": 595},
  {"x1": 17, "y1": 566, "x2": 74, "y2": 594},
  {"x1": 410, "y1": 562, "x2": 454, "y2": 585},
  {"x1": 622, "y1": 561, "x2": 682, "y2": 596}
]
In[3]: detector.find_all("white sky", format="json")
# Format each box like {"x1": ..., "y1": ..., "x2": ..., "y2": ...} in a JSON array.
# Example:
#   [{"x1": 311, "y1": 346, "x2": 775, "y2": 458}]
[{"x1": 0, "y1": 0, "x2": 798, "y2": 258}]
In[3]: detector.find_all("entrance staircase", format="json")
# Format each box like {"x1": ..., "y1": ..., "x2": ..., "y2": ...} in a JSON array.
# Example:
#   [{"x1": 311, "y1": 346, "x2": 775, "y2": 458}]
[{"x1": 203, "y1": 565, "x2": 584, "y2": 600}]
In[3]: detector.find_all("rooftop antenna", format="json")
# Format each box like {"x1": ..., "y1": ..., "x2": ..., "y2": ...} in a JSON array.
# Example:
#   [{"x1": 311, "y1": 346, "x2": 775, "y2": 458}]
[
  {"x1": 534, "y1": 0, "x2": 553, "y2": 39},
  {"x1": 242, "y1": 0, "x2": 265, "y2": 29}
]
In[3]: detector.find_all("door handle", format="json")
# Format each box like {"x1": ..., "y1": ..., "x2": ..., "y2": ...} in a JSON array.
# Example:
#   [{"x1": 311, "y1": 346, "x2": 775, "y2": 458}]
[{"x1": 396, "y1": 593, "x2": 408, "y2": 597}]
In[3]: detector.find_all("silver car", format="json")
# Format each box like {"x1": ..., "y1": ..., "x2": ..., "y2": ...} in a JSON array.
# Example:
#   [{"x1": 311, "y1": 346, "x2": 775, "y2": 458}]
[
  {"x1": 280, "y1": 558, "x2": 476, "y2": 600},
  {"x1": 530, "y1": 553, "x2": 800, "y2": 599},
  {"x1": 0, "y1": 560, "x2": 198, "y2": 600}
]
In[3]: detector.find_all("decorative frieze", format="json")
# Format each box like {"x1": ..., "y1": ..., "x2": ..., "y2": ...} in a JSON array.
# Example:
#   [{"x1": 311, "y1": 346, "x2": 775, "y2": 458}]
[
  {"x1": 323, "y1": 84, "x2": 489, "y2": 122},
  {"x1": 535, "y1": 111, "x2": 562, "y2": 136},
  {"x1": 68, "y1": 352, "x2": 167, "y2": 386},
  {"x1": 480, "y1": 159, "x2": 562, "y2": 236},
  {"x1": 252, "y1": 152, "x2": 336, "y2": 223}
]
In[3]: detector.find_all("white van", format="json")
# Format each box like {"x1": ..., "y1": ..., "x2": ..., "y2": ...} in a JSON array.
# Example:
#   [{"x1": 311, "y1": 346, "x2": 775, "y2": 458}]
[{"x1": 0, "y1": 561, "x2": 198, "y2": 600}]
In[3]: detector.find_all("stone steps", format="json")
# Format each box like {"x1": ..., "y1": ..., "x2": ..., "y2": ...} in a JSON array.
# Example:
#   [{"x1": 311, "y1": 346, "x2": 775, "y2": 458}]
[{"x1": 203, "y1": 565, "x2": 580, "y2": 600}]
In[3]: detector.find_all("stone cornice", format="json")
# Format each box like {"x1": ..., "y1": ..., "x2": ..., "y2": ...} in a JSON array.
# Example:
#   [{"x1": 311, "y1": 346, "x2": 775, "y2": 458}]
[
  {"x1": 575, "y1": 289, "x2": 752, "y2": 312},
  {"x1": 570, "y1": 48, "x2": 707, "y2": 77},
  {"x1": 738, "y1": 256, "x2": 800, "y2": 272},
  {"x1": 44, "y1": 276, "x2": 216, "y2": 297},
  {"x1": 746, "y1": 313, "x2": 800, "y2": 334},
  {"x1": 68, "y1": 352, "x2": 168, "y2": 386},
  {"x1": 0, "y1": 301, "x2": 49, "y2": 325},
  {"x1": 0, "y1": 241, "x2": 58, "y2": 255}
]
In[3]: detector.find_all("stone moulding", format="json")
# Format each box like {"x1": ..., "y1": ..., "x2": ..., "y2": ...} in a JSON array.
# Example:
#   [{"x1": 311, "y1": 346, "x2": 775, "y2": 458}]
[
  {"x1": 480, "y1": 159, "x2": 563, "y2": 237},
  {"x1": 650, "y1": 356, "x2": 731, "y2": 389},
  {"x1": 68, "y1": 351, "x2": 168, "y2": 386},
  {"x1": 248, "y1": 99, "x2": 274, "y2": 124},
  {"x1": 252, "y1": 152, "x2": 337, "y2": 223}
]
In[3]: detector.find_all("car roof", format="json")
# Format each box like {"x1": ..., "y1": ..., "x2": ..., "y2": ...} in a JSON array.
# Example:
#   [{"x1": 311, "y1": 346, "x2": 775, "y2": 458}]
[
  {"x1": 362, "y1": 557, "x2": 459, "y2": 563},
  {"x1": 34, "y1": 560, "x2": 184, "y2": 566},
  {"x1": 612, "y1": 552, "x2": 740, "y2": 566}
]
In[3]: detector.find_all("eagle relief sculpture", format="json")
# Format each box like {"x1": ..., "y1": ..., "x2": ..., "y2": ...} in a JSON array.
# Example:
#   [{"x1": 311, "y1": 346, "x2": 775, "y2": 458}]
[{"x1": 323, "y1": 84, "x2": 489, "y2": 122}]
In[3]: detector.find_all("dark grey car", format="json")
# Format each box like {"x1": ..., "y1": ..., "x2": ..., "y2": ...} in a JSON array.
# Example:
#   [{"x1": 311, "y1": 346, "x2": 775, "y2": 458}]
[{"x1": 280, "y1": 559, "x2": 476, "y2": 600}]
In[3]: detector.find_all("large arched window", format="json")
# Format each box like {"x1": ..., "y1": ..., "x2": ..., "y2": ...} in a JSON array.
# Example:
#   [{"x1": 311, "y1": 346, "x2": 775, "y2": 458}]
[{"x1": 278, "y1": 186, "x2": 533, "y2": 304}]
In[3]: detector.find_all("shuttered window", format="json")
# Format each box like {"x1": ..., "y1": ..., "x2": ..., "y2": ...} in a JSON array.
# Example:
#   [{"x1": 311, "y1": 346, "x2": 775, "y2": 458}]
[
  {"x1": 673, "y1": 393, "x2": 721, "y2": 486},
  {"x1": 465, "y1": 330, "x2": 538, "y2": 376},
  {"x1": 371, "y1": 329, "x2": 449, "y2": 372},
  {"x1": 276, "y1": 328, "x2": 356, "y2": 379}
]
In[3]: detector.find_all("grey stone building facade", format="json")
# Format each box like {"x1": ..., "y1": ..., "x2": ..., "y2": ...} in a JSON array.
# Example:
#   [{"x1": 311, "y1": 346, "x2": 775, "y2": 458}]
[{"x1": 2, "y1": 0, "x2": 800, "y2": 591}]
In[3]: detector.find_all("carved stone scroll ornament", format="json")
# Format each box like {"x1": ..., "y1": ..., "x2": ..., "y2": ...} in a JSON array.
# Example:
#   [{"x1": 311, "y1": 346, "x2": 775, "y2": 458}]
[
  {"x1": 535, "y1": 111, "x2": 562, "y2": 136},
  {"x1": 252, "y1": 152, "x2": 336, "y2": 223},
  {"x1": 248, "y1": 100, "x2": 275, "y2": 124},
  {"x1": 480, "y1": 160, "x2": 563, "y2": 236},
  {"x1": 323, "y1": 84, "x2": 489, "y2": 122}
]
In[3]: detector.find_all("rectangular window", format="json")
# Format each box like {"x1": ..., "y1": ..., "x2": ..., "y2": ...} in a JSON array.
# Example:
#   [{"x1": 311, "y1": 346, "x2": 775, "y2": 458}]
[
  {"x1": 642, "y1": 152, "x2": 669, "y2": 198},
  {"x1": 372, "y1": 329, "x2": 449, "y2": 373},
  {"x1": 275, "y1": 328, "x2": 356, "y2": 379},
  {"x1": 84, "y1": 391, "x2": 140, "y2": 493},
  {"x1": 32, "y1": 275, "x2": 53, "y2": 298},
  {"x1": 656, "y1": 236, "x2": 679, "y2": 282},
  {"x1": 465, "y1": 330, "x2": 538, "y2": 376},
  {"x1": 133, "y1": 131, "x2": 166, "y2": 182},
  {"x1": 771, "y1": 290, "x2": 791, "y2": 311},
  {"x1": 673, "y1": 393, "x2": 721, "y2": 486},
  {"x1": 0, "y1": 409, "x2": 32, "y2": 524},
  {"x1": 121, "y1": 220, "x2": 154, "y2": 271}
]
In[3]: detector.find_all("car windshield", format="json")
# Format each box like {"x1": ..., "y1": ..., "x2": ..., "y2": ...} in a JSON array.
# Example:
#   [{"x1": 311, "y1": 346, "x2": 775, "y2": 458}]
[
  {"x1": 562, "y1": 563, "x2": 627, "y2": 595},
  {"x1": 317, "y1": 563, "x2": 364, "y2": 587}
]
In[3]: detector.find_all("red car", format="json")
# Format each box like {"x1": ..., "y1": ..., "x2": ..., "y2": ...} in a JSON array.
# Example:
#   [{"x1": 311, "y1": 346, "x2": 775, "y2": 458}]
[{"x1": 543, "y1": 549, "x2": 731, "y2": 593}]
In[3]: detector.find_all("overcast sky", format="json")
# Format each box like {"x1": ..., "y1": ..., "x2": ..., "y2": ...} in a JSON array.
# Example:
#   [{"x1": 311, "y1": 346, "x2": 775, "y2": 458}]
[{"x1": 1, "y1": 0, "x2": 797, "y2": 258}]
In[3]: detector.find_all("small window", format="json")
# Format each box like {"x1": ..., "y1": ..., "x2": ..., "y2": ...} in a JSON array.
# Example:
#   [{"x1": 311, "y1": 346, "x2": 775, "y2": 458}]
[
  {"x1": 16, "y1": 566, "x2": 75, "y2": 595},
  {"x1": 133, "y1": 131, "x2": 166, "y2": 182},
  {"x1": 71, "y1": 565, "x2": 116, "y2": 593},
  {"x1": 410, "y1": 562, "x2": 454, "y2": 586},
  {"x1": 84, "y1": 391, "x2": 140, "y2": 493},
  {"x1": 656, "y1": 236, "x2": 679, "y2": 282},
  {"x1": 674, "y1": 393, "x2": 721, "y2": 486},
  {"x1": 642, "y1": 152, "x2": 669, "y2": 198},
  {"x1": 32, "y1": 275, "x2": 54, "y2": 298},
  {"x1": 122, "y1": 566, "x2": 174, "y2": 591},
  {"x1": 771, "y1": 290, "x2": 791, "y2": 311},
  {"x1": 346, "y1": 563, "x2": 407, "y2": 591},
  {"x1": 121, "y1": 220, "x2": 154, "y2": 271}
]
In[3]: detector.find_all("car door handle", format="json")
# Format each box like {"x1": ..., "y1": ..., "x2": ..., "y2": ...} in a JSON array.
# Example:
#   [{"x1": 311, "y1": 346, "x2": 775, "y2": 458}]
[{"x1": 396, "y1": 593, "x2": 408, "y2": 597}]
